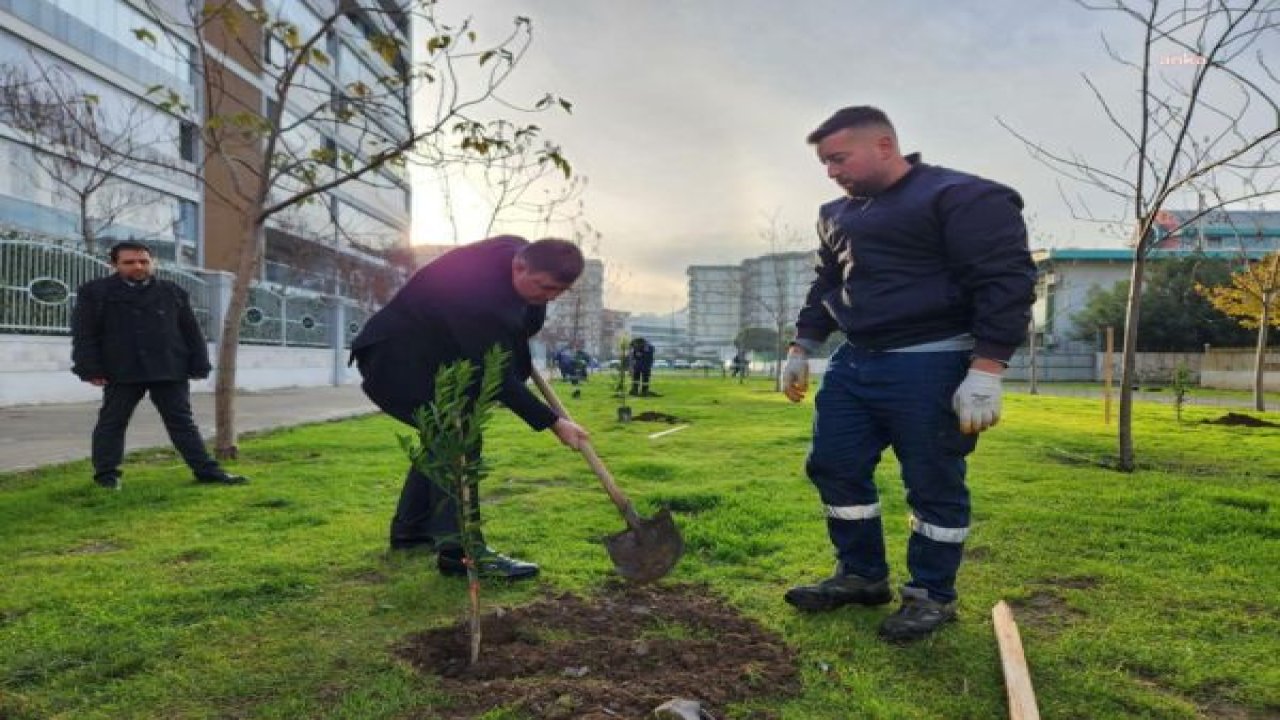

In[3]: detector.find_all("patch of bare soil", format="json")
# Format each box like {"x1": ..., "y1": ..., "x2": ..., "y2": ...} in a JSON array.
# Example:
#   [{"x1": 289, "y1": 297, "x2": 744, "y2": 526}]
[
  {"x1": 396, "y1": 582, "x2": 800, "y2": 719},
  {"x1": 632, "y1": 411, "x2": 684, "y2": 424},
  {"x1": 1202, "y1": 412, "x2": 1280, "y2": 428}
]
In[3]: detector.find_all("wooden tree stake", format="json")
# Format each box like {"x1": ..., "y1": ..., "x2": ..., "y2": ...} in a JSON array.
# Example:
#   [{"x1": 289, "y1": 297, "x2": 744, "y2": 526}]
[{"x1": 993, "y1": 600, "x2": 1041, "y2": 720}]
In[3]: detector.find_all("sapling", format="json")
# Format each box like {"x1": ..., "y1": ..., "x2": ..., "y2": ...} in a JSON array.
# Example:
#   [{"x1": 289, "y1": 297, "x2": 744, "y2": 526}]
[
  {"x1": 1171, "y1": 362, "x2": 1193, "y2": 424},
  {"x1": 614, "y1": 335, "x2": 632, "y2": 422},
  {"x1": 399, "y1": 346, "x2": 507, "y2": 665}
]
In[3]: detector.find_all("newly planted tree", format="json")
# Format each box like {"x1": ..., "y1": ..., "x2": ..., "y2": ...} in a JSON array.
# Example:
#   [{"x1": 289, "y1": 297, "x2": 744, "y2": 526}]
[{"x1": 399, "y1": 346, "x2": 507, "y2": 665}]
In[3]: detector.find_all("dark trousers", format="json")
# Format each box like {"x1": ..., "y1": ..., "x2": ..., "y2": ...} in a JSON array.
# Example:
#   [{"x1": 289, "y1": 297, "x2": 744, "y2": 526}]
[
  {"x1": 91, "y1": 381, "x2": 218, "y2": 479},
  {"x1": 391, "y1": 458, "x2": 483, "y2": 551},
  {"x1": 354, "y1": 341, "x2": 483, "y2": 551},
  {"x1": 806, "y1": 345, "x2": 977, "y2": 603},
  {"x1": 630, "y1": 367, "x2": 651, "y2": 389}
]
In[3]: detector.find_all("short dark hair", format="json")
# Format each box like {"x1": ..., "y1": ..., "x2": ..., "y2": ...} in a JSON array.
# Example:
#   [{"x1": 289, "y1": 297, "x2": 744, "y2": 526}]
[
  {"x1": 518, "y1": 238, "x2": 585, "y2": 284},
  {"x1": 806, "y1": 106, "x2": 895, "y2": 144},
  {"x1": 109, "y1": 241, "x2": 153, "y2": 262}
]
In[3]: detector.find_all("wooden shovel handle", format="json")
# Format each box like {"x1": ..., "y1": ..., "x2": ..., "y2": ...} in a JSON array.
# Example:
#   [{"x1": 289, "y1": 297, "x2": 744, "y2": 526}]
[{"x1": 530, "y1": 366, "x2": 643, "y2": 527}]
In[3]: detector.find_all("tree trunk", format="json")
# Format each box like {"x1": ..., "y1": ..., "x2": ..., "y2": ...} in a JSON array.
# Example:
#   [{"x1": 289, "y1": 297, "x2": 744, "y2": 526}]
[
  {"x1": 79, "y1": 195, "x2": 95, "y2": 256},
  {"x1": 1118, "y1": 251, "x2": 1147, "y2": 472},
  {"x1": 1254, "y1": 302, "x2": 1270, "y2": 413},
  {"x1": 773, "y1": 324, "x2": 786, "y2": 392},
  {"x1": 213, "y1": 221, "x2": 265, "y2": 459},
  {"x1": 1028, "y1": 318, "x2": 1039, "y2": 395}
]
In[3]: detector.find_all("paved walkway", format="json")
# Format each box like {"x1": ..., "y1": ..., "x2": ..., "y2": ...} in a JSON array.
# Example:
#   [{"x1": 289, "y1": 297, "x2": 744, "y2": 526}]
[{"x1": 0, "y1": 385, "x2": 375, "y2": 473}]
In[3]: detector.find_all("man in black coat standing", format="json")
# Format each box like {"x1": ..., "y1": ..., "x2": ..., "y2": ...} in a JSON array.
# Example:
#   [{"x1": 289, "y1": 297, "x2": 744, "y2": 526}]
[
  {"x1": 71, "y1": 241, "x2": 247, "y2": 490},
  {"x1": 351, "y1": 235, "x2": 590, "y2": 580}
]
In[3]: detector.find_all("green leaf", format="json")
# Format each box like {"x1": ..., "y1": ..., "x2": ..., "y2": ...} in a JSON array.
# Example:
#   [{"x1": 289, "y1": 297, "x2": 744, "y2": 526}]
[
  {"x1": 479, "y1": 50, "x2": 495, "y2": 66},
  {"x1": 132, "y1": 28, "x2": 157, "y2": 46},
  {"x1": 558, "y1": 98, "x2": 573, "y2": 113}
]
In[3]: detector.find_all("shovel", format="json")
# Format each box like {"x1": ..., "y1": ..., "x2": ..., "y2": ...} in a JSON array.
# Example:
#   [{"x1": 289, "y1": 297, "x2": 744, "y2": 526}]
[{"x1": 530, "y1": 367, "x2": 683, "y2": 583}]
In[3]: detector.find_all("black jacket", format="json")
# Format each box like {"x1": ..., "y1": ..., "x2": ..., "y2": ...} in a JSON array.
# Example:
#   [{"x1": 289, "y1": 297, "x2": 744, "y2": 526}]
[
  {"x1": 351, "y1": 236, "x2": 558, "y2": 430},
  {"x1": 795, "y1": 156, "x2": 1036, "y2": 362},
  {"x1": 629, "y1": 340, "x2": 655, "y2": 372},
  {"x1": 71, "y1": 275, "x2": 211, "y2": 383}
]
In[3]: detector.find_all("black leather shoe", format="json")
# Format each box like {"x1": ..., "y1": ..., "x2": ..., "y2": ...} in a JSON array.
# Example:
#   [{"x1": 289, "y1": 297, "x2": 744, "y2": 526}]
[
  {"x1": 784, "y1": 567, "x2": 892, "y2": 612},
  {"x1": 194, "y1": 471, "x2": 249, "y2": 485},
  {"x1": 94, "y1": 473, "x2": 121, "y2": 490},
  {"x1": 438, "y1": 549, "x2": 539, "y2": 580},
  {"x1": 877, "y1": 586, "x2": 957, "y2": 643}
]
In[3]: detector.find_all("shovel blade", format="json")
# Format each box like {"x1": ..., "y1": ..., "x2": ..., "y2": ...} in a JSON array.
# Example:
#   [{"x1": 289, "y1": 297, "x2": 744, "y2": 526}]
[{"x1": 603, "y1": 508, "x2": 684, "y2": 584}]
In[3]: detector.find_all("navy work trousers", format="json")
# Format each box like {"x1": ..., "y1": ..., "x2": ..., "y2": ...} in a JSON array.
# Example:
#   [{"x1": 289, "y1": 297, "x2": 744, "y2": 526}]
[{"x1": 806, "y1": 344, "x2": 977, "y2": 602}]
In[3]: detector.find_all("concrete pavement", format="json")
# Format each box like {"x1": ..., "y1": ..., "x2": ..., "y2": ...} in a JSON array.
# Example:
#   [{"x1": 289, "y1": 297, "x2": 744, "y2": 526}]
[{"x1": 0, "y1": 385, "x2": 375, "y2": 473}]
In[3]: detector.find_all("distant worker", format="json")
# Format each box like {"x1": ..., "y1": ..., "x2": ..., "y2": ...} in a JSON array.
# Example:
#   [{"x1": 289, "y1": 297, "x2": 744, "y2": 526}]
[
  {"x1": 628, "y1": 337, "x2": 656, "y2": 396},
  {"x1": 781, "y1": 106, "x2": 1035, "y2": 643},
  {"x1": 71, "y1": 241, "x2": 248, "y2": 490},
  {"x1": 731, "y1": 351, "x2": 749, "y2": 379}
]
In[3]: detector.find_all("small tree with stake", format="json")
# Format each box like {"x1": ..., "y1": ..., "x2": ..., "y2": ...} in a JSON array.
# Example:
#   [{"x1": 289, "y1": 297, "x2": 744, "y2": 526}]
[
  {"x1": 614, "y1": 335, "x2": 632, "y2": 422},
  {"x1": 399, "y1": 346, "x2": 507, "y2": 665}
]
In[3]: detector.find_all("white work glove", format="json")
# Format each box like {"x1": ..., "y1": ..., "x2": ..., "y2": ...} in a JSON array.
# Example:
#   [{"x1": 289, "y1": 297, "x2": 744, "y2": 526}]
[
  {"x1": 782, "y1": 352, "x2": 810, "y2": 403},
  {"x1": 952, "y1": 369, "x2": 1003, "y2": 434}
]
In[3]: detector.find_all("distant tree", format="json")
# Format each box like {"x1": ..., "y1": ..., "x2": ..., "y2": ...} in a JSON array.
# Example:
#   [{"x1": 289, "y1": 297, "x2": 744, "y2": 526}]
[
  {"x1": 1071, "y1": 257, "x2": 1255, "y2": 350},
  {"x1": 743, "y1": 214, "x2": 808, "y2": 390},
  {"x1": 0, "y1": 63, "x2": 165, "y2": 256},
  {"x1": 1196, "y1": 251, "x2": 1280, "y2": 410},
  {"x1": 1001, "y1": 0, "x2": 1279, "y2": 471},
  {"x1": 735, "y1": 327, "x2": 777, "y2": 354}
]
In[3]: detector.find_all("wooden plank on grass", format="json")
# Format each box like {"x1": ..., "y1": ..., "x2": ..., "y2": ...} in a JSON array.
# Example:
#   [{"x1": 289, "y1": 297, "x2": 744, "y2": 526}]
[{"x1": 993, "y1": 600, "x2": 1041, "y2": 720}]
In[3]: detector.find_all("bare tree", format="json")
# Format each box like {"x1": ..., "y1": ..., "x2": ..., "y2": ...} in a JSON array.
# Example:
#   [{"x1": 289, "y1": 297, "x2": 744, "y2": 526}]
[
  {"x1": 1001, "y1": 0, "x2": 1279, "y2": 471},
  {"x1": 420, "y1": 118, "x2": 586, "y2": 243},
  {"x1": 0, "y1": 62, "x2": 167, "y2": 255},
  {"x1": 743, "y1": 214, "x2": 811, "y2": 391},
  {"x1": 120, "y1": 0, "x2": 573, "y2": 458},
  {"x1": 540, "y1": 218, "x2": 603, "y2": 358}
]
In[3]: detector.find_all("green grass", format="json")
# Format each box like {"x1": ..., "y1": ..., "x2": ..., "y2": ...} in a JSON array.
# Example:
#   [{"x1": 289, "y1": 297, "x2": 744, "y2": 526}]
[{"x1": 1, "y1": 376, "x2": 1277, "y2": 719}]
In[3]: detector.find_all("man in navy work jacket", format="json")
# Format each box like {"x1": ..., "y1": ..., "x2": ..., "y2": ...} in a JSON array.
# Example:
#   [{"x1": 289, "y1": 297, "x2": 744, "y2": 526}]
[
  {"x1": 351, "y1": 235, "x2": 591, "y2": 580},
  {"x1": 781, "y1": 107, "x2": 1036, "y2": 642},
  {"x1": 71, "y1": 241, "x2": 248, "y2": 490}
]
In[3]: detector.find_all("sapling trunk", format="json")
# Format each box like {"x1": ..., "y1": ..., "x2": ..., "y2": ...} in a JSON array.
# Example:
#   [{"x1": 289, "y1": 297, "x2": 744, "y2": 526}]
[{"x1": 400, "y1": 347, "x2": 508, "y2": 666}]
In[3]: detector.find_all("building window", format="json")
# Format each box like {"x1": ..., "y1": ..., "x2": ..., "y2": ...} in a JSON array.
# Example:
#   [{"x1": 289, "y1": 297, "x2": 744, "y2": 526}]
[{"x1": 179, "y1": 122, "x2": 196, "y2": 162}]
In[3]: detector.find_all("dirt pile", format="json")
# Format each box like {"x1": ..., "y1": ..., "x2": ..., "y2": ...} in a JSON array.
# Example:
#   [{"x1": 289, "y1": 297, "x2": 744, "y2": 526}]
[
  {"x1": 632, "y1": 411, "x2": 684, "y2": 424},
  {"x1": 397, "y1": 582, "x2": 800, "y2": 719},
  {"x1": 1202, "y1": 412, "x2": 1279, "y2": 428}
]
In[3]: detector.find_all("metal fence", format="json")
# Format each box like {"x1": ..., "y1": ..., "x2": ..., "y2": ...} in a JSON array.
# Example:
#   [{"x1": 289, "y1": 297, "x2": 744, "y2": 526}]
[
  {"x1": 1, "y1": 241, "x2": 370, "y2": 348},
  {"x1": 239, "y1": 286, "x2": 332, "y2": 348},
  {"x1": 1, "y1": 240, "x2": 110, "y2": 334}
]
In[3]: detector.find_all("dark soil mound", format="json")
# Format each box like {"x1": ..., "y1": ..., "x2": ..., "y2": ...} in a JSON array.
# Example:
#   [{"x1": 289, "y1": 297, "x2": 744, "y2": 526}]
[
  {"x1": 632, "y1": 411, "x2": 683, "y2": 424},
  {"x1": 1202, "y1": 412, "x2": 1280, "y2": 428},
  {"x1": 396, "y1": 582, "x2": 800, "y2": 719}
]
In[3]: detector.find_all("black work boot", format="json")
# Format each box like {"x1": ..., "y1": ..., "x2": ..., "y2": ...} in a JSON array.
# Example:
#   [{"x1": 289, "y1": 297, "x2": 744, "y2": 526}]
[
  {"x1": 629, "y1": 384, "x2": 640, "y2": 396},
  {"x1": 784, "y1": 564, "x2": 892, "y2": 611},
  {"x1": 877, "y1": 586, "x2": 957, "y2": 643},
  {"x1": 437, "y1": 547, "x2": 539, "y2": 580},
  {"x1": 194, "y1": 470, "x2": 250, "y2": 485},
  {"x1": 94, "y1": 472, "x2": 121, "y2": 490}
]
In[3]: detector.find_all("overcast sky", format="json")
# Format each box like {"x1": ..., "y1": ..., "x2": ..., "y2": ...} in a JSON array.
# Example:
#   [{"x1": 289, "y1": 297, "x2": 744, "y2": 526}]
[{"x1": 409, "y1": 1, "x2": 1249, "y2": 313}]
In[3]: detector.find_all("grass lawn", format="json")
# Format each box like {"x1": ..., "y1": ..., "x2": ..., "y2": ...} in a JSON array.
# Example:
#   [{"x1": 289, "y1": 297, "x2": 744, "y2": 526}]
[{"x1": 1, "y1": 376, "x2": 1277, "y2": 719}]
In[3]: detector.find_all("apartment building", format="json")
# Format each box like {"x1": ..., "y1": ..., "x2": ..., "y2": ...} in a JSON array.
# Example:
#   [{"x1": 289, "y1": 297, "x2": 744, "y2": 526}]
[
  {"x1": 0, "y1": 0, "x2": 412, "y2": 304},
  {"x1": 686, "y1": 264, "x2": 741, "y2": 360}
]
